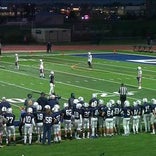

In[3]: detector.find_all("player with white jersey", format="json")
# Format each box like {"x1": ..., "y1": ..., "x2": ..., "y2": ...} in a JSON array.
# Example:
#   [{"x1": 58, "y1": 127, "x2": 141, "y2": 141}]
[
  {"x1": 88, "y1": 52, "x2": 93, "y2": 68},
  {"x1": 72, "y1": 103, "x2": 83, "y2": 139},
  {"x1": 39, "y1": 59, "x2": 45, "y2": 78},
  {"x1": 137, "y1": 66, "x2": 142, "y2": 89},
  {"x1": 90, "y1": 101, "x2": 99, "y2": 138},
  {"x1": 34, "y1": 105, "x2": 44, "y2": 143},
  {"x1": 22, "y1": 107, "x2": 36, "y2": 145},
  {"x1": 122, "y1": 100, "x2": 132, "y2": 136},
  {"x1": 104, "y1": 102, "x2": 114, "y2": 137},
  {"x1": 82, "y1": 102, "x2": 91, "y2": 138},
  {"x1": 131, "y1": 101, "x2": 141, "y2": 134},
  {"x1": 49, "y1": 71, "x2": 55, "y2": 94},
  {"x1": 5, "y1": 108, "x2": 16, "y2": 145},
  {"x1": 52, "y1": 105, "x2": 62, "y2": 143},
  {"x1": 15, "y1": 53, "x2": 19, "y2": 70},
  {"x1": 61, "y1": 103, "x2": 73, "y2": 139}
]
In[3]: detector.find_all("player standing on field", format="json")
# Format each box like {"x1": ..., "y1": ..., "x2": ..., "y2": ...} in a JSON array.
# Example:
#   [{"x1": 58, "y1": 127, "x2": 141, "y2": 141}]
[
  {"x1": 137, "y1": 66, "x2": 142, "y2": 89},
  {"x1": 88, "y1": 52, "x2": 93, "y2": 68},
  {"x1": 39, "y1": 59, "x2": 45, "y2": 78},
  {"x1": 49, "y1": 71, "x2": 55, "y2": 94},
  {"x1": 15, "y1": 53, "x2": 19, "y2": 70}
]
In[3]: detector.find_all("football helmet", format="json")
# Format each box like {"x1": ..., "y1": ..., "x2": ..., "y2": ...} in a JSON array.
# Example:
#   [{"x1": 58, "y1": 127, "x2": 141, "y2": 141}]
[
  {"x1": 136, "y1": 100, "x2": 141, "y2": 105},
  {"x1": 137, "y1": 66, "x2": 141, "y2": 70},
  {"x1": 153, "y1": 99, "x2": 156, "y2": 105},
  {"x1": 1, "y1": 106, "x2": 7, "y2": 112},
  {"x1": 76, "y1": 103, "x2": 82, "y2": 109},
  {"x1": 106, "y1": 102, "x2": 111, "y2": 108},
  {"x1": 44, "y1": 105, "x2": 51, "y2": 109},
  {"x1": 50, "y1": 71, "x2": 54, "y2": 75},
  {"x1": 78, "y1": 96, "x2": 84, "y2": 102},
  {"x1": 99, "y1": 99, "x2": 104, "y2": 105},
  {"x1": 7, "y1": 108, "x2": 12, "y2": 113},
  {"x1": 40, "y1": 59, "x2": 42, "y2": 62},
  {"x1": 142, "y1": 98, "x2": 148, "y2": 103},
  {"x1": 124, "y1": 100, "x2": 130, "y2": 107},
  {"x1": 133, "y1": 101, "x2": 137, "y2": 107},
  {"x1": 84, "y1": 102, "x2": 89, "y2": 107},
  {"x1": 33, "y1": 102, "x2": 39, "y2": 108},
  {"x1": 63, "y1": 103, "x2": 69, "y2": 108},
  {"x1": 88, "y1": 52, "x2": 91, "y2": 55},
  {"x1": 109, "y1": 99, "x2": 115, "y2": 106},
  {"x1": 36, "y1": 105, "x2": 42, "y2": 111},
  {"x1": 73, "y1": 99, "x2": 79, "y2": 104},
  {"x1": 91, "y1": 101, "x2": 97, "y2": 107},
  {"x1": 27, "y1": 107, "x2": 33, "y2": 113},
  {"x1": 2, "y1": 97, "x2": 6, "y2": 101},
  {"x1": 116, "y1": 100, "x2": 121, "y2": 105},
  {"x1": 151, "y1": 98, "x2": 156, "y2": 104},
  {"x1": 54, "y1": 104, "x2": 60, "y2": 110}
]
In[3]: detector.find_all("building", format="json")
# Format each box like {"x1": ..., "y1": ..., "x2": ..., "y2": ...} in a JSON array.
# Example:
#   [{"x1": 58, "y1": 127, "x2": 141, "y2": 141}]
[
  {"x1": 146, "y1": 0, "x2": 156, "y2": 18},
  {"x1": 31, "y1": 28, "x2": 71, "y2": 43}
]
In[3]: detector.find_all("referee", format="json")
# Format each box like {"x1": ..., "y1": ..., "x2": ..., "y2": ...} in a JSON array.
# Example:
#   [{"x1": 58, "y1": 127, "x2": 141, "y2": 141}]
[{"x1": 118, "y1": 83, "x2": 128, "y2": 108}]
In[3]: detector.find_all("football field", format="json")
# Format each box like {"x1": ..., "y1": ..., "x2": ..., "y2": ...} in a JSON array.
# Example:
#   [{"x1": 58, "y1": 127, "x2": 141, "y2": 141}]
[{"x1": 0, "y1": 48, "x2": 156, "y2": 156}]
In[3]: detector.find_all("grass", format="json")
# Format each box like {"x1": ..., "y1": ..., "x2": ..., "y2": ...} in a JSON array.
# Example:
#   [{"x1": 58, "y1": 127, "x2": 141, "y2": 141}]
[{"x1": 0, "y1": 49, "x2": 156, "y2": 156}]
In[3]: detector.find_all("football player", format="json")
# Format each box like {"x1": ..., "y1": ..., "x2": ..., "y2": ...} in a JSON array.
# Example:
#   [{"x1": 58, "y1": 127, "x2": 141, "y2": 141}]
[
  {"x1": 142, "y1": 98, "x2": 151, "y2": 132},
  {"x1": 52, "y1": 105, "x2": 62, "y2": 143},
  {"x1": 39, "y1": 59, "x2": 45, "y2": 78},
  {"x1": 113, "y1": 100, "x2": 122, "y2": 135},
  {"x1": 90, "y1": 101, "x2": 99, "y2": 138},
  {"x1": 15, "y1": 53, "x2": 19, "y2": 70},
  {"x1": 61, "y1": 103, "x2": 73, "y2": 139},
  {"x1": 22, "y1": 107, "x2": 36, "y2": 145},
  {"x1": 98, "y1": 99, "x2": 106, "y2": 137},
  {"x1": 122, "y1": 100, "x2": 132, "y2": 136},
  {"x1": 34, "y1": 105, "x2": 44, "y2": 143},
  {"x1": 82, "y1": 102, "x2": 91, "y2": 138},
  {"x1": 150, "y1": 99, "x2": 156, "y2": 134},
  {"x1": 131, "y1": 101, "x2": 141, "y2": 134},
  {"x1": 88, "y1": 52, "x2": 93, "y2": 68},
  {"x1": 104, "y1": 102, "x2": 114, "y2": 137},
  {"x1": 49, "y1": 71, "x2": 55, "y2": 94},
  {"x1": 72, "y1": 103, "x2": 83, "y2": 139},
  {"x1": 1, "y1": 106, "x2": 8, "y2": 145},
  {"x1": 0, "y1": 97, "x2": 11, "y2": 111},
  {"x1": 5, "y1": 108, "x2": 16, "y2": 145},
  {"x1": 137, "y1": 66, "x2": 142, "y2": 89},
  {"x1": 0, "y1": 114, "x2": 7, "y2": 148}
]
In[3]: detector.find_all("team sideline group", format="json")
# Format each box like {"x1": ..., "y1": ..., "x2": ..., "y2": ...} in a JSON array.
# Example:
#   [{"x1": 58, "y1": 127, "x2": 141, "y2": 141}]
[
  {"x1": 0, "y1": 91, "x2": 156, "y2": 147},
  {"x1": 0, "y1": 52, "x2": 151, "y2": 147}
]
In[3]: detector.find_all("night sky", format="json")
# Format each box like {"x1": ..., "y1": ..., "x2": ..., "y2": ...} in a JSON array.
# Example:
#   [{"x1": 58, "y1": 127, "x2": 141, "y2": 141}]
[{"x1": 0, "y1": 0, "x2": 145, "y2": 5}]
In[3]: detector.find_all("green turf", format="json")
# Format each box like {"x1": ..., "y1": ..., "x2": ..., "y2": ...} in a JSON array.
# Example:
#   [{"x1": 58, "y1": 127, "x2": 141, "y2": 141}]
[{"x1": 0, "y1": 50, "x2": 156, "y2": 155}]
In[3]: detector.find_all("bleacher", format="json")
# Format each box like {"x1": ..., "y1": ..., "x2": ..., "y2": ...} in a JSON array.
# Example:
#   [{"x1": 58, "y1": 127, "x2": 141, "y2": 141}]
[{"x1": 133, "y1": 44, "x2": 153, "y2": 52}]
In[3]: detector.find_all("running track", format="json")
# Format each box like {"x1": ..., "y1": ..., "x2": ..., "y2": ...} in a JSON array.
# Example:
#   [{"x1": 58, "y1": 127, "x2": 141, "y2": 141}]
[{"x1": 2, "y1": 44, "x2": 156, "y2": 53}]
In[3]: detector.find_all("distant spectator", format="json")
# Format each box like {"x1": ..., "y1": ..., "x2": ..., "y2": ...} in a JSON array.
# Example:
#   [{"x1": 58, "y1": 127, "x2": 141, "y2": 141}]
[{"x1": 47, "y1": 41, "x2": 52, "y2": 53}]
